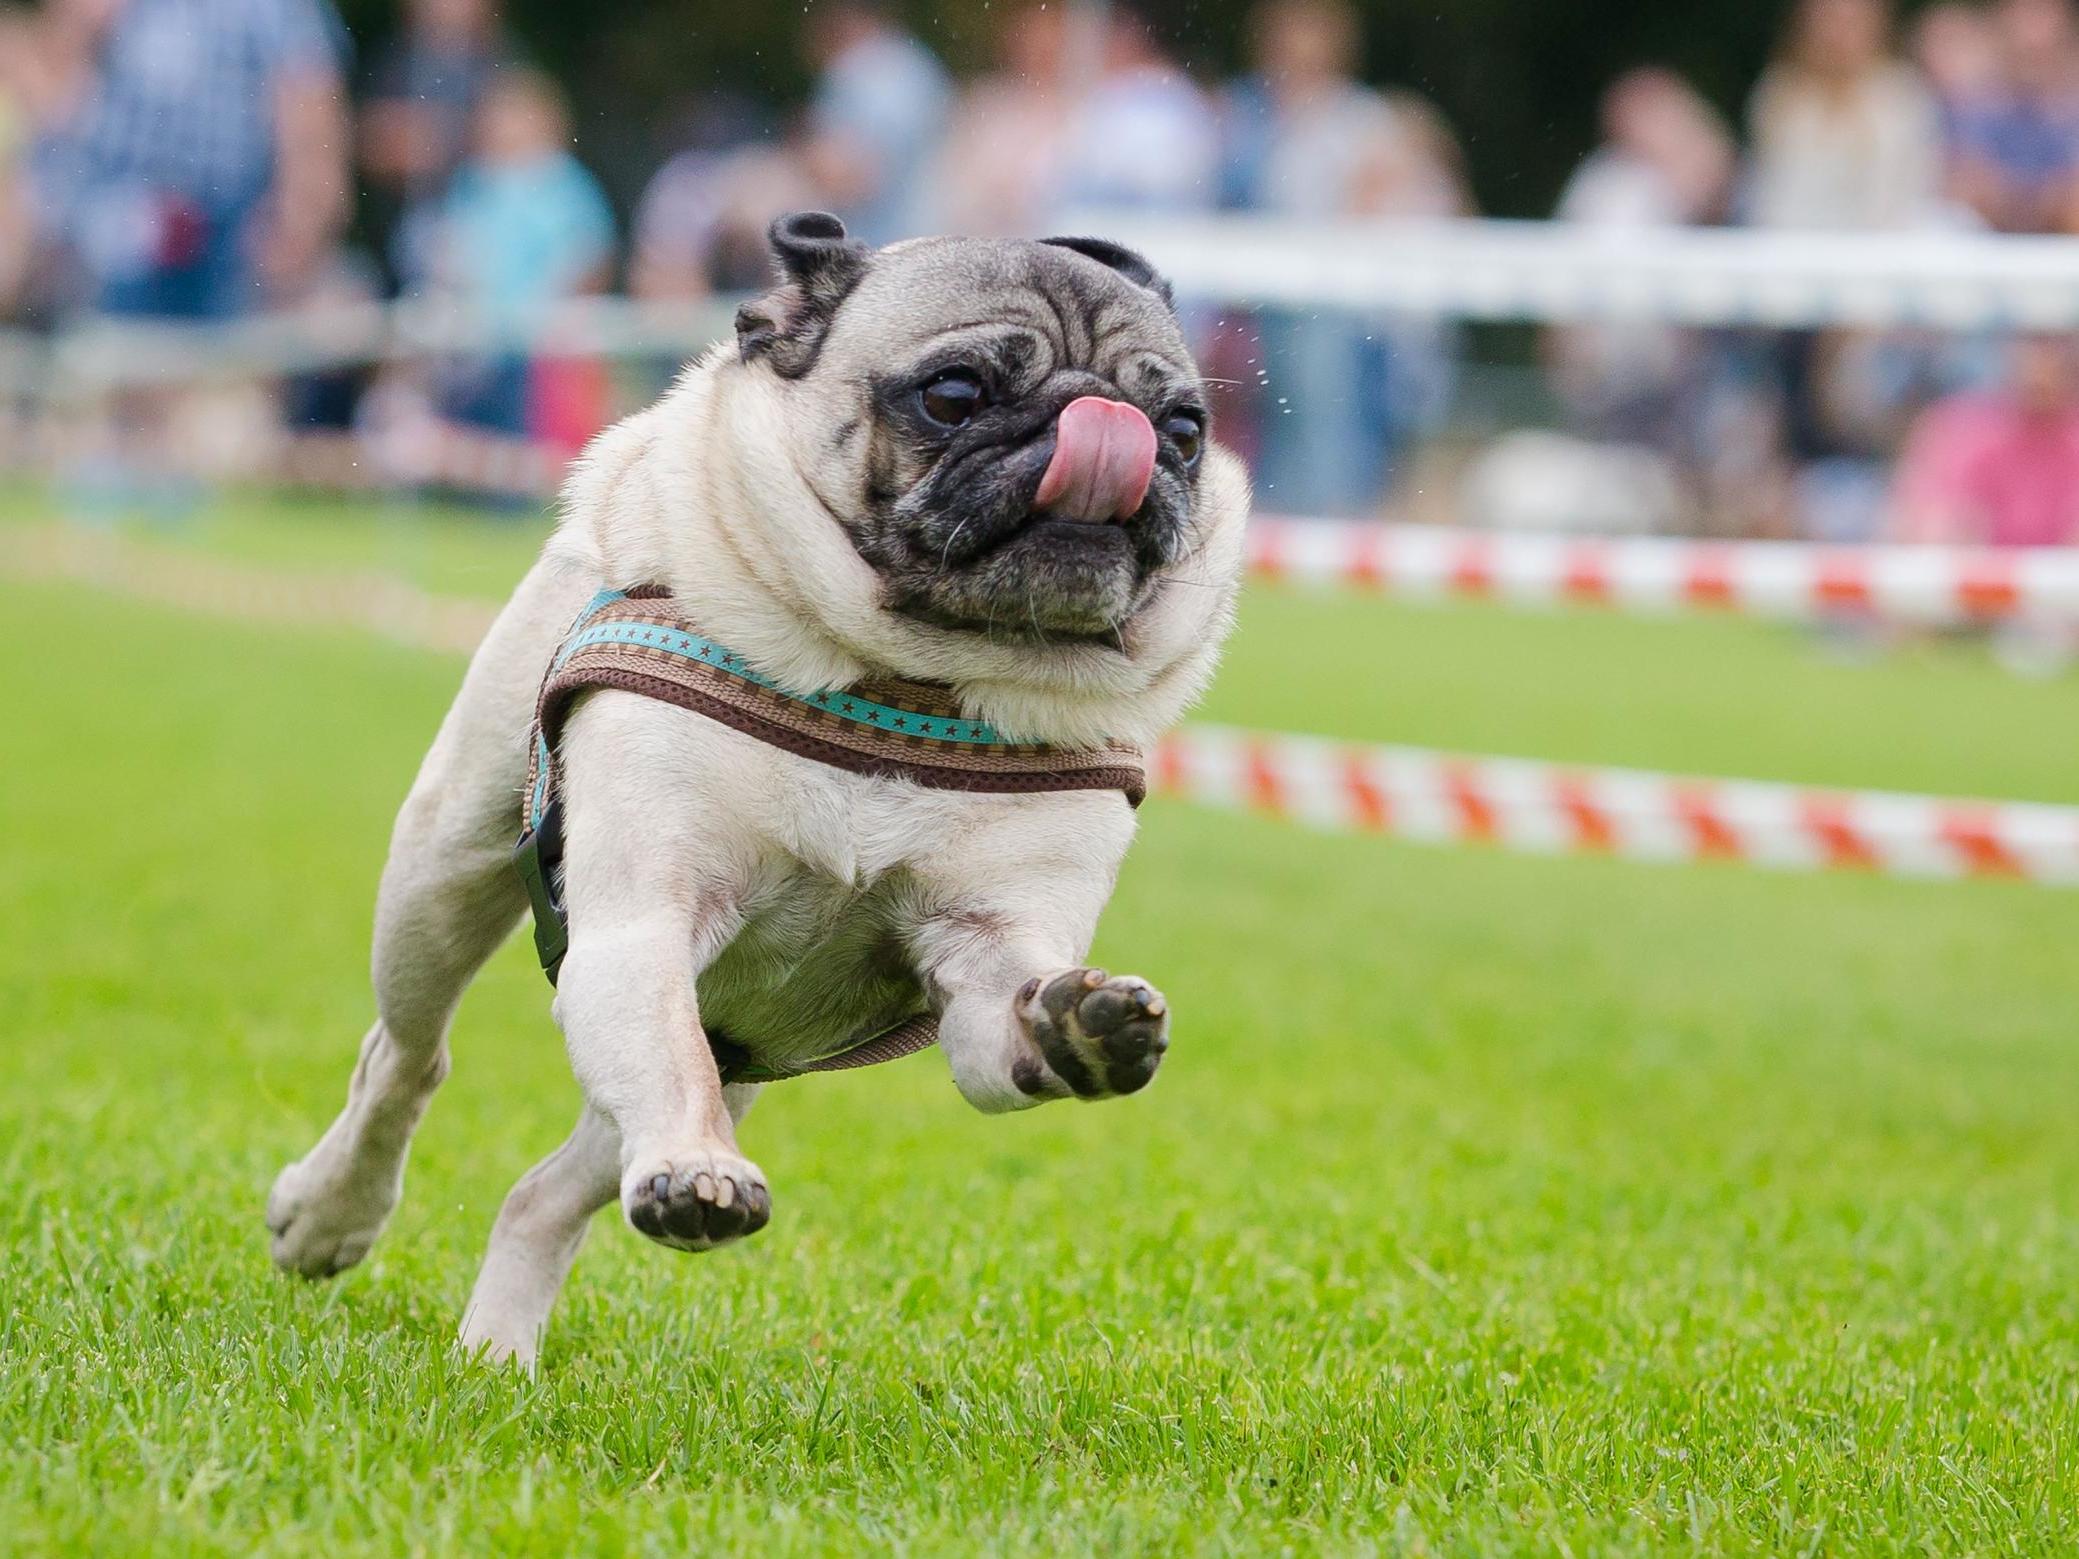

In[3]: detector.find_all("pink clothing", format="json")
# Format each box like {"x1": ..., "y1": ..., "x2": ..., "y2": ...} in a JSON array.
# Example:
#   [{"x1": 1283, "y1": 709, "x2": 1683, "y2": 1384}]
[{"x1": 1893, "y1": 394, "x2": 2079, "y2": 548}]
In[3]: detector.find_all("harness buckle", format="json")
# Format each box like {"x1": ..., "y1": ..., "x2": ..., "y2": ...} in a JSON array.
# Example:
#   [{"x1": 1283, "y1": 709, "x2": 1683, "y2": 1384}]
[{"x1": 513, "y1": 799, "x2": 569, "y2": 985}]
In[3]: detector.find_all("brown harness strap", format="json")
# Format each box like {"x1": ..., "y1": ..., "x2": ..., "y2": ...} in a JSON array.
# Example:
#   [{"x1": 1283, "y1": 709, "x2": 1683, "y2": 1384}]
[
  {"x1": 513, "y1": 588, "x2": 1145, "y2": 1085},
  {"x1": 525, "y1": 594, "x2": 1146, "y2": 815},
  {"x1": 707, "y1": 1012, "x2": 942, "y2": 1084}
]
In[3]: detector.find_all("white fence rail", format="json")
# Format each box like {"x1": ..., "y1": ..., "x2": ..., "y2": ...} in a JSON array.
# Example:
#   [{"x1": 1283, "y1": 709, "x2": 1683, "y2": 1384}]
[
  {"x1": 7, "y1": 219, "x2": 2079, "y2": 396},
  {"x1": 1071, "y1": 214, "x2": 2079, "y2": 330}
]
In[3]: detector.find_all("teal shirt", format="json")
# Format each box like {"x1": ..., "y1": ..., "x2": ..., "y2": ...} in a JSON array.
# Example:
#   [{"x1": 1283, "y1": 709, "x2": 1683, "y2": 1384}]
[{"x1": 441, "y1": 152, "x2": 615, "y2": 321}]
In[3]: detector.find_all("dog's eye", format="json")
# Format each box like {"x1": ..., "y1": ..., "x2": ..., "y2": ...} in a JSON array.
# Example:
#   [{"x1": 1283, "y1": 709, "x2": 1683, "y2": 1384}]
[
  {"x1": 920, "y1": 372, "x2": 987, "y2": 428},
  {"x1": 1163, "y1": 410, "x2": 1205, "y2": 467}
]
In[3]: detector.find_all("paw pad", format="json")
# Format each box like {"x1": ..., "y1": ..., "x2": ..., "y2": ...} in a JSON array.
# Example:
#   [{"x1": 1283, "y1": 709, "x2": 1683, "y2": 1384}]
[
  {"x1": 625, "y1": 1156, "x2": 771, "y2": 1252},
  {"x1": 1020, "y1": 967, "x2": 1171, "y2": 1099}
]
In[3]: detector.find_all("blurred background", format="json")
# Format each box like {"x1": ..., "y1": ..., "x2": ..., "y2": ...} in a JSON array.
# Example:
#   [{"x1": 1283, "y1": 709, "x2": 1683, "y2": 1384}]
[{"x1": 2, "y1": 0, "x2": 2078, "y2": 577}]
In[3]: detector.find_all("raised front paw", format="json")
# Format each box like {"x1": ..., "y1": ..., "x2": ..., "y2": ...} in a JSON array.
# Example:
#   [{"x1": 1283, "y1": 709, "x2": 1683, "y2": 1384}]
[
  {"x1": 1013, "y1": 967, "x2": 1171, "y2": 1100},
  {"x1": 622, "y1": 1148, "x2": 771, "y2": 1253}
]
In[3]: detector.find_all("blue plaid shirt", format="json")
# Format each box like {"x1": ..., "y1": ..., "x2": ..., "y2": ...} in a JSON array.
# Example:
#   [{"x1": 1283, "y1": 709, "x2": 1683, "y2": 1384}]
[{"x1": 67, "y1": 0, "x2": 346, "y2": 208}]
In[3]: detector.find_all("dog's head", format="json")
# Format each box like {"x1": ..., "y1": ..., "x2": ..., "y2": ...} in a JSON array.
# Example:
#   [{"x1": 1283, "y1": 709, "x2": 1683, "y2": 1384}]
[{"x1": 731, "y1": 212, "x2": 1231, "y2": 644}]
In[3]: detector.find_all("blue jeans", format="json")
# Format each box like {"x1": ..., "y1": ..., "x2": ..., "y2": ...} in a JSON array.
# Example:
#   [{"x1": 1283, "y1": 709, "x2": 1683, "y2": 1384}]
[
  {"x1": 1252, "y1": 311, "x2": 1456, "y2": 517},
  {"x1": 440, "y1": 354, "x2": 531, "y2": 438}
]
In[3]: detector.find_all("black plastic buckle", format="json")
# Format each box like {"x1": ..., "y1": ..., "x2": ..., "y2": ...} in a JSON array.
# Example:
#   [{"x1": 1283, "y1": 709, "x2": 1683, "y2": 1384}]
[
  {"x1": 512, "y1": 799, "x2": 569, "y2": 985},
  {"x1": 705, "y1": 1029, "x2": 766, "y2": 1086}
]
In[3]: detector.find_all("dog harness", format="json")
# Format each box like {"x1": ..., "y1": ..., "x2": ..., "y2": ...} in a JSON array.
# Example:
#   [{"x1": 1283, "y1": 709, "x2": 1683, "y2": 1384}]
[{"x1": 512, "y1": 587, "x2": 1146, "y2": 1083}]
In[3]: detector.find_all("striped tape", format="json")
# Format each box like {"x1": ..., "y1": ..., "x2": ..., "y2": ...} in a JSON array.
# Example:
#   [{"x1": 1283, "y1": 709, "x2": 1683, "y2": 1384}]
[
  {"x1": 10, "y1": 527, "x2": 2071, "y2": 886},
  {"x1": 1245, "y1": 519, "x2": 2079, "y2": 626},
  {"x1": 1149, "y1": 726, "x2": 2079, "y2": 886},
  {"x1": 53, "y1": 403, "x2": 2071, "y2": 632}
]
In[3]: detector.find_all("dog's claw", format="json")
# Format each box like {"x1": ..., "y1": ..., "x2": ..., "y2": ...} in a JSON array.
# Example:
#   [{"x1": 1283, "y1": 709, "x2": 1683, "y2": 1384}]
[{"x1": 623, "y1": 1150, "x2": 771, "y2": 1253}]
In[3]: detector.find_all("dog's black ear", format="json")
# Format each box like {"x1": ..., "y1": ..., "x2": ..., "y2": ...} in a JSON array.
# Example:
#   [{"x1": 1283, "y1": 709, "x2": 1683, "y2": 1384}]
[
  {"x1": 1039, "y1": 235, "x2": 1175, "y2": 310},
  {"x1": 770, "y1": 210, "x2": 868, "y2": 301},
  {"x1": 736, "y1": 212, "x2": 870, "y2": 377}
]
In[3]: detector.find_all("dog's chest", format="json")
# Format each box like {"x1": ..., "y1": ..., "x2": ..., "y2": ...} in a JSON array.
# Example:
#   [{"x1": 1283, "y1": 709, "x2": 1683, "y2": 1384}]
[
  {"x1": 692, "y1": 781, "x2": 954, "y2": 1071},
  {"x1": 695, "y1": 864, "x2": 925, "y2": 1071}
]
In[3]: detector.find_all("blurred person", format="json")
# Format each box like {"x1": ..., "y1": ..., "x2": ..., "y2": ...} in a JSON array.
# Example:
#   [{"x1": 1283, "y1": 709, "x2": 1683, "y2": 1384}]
[
  {"x1": 1893, "y1": 333, "x2": 2079, "y2": 547},
  {"x1": 51, "y1": 0, "x2": 350, "y2": 320},
  {"x1": 1897, "y1": 329, "x2": 2079, "y2": 670},
  {"x1": 0, "y1": 8, "x2": 48, "y2": 314},
  {"x1": 1949, "y1": 0, "x2": 2079, "y2": 231},
  {"x1": 1559, "y1": 68, "x2": 1735, "y2": 231},
  {"x1": 429, "y1": 69, "x2": 612, "y2": 325},
  {"x1": 1055, "y1": 5, "x2": 1218, "y2": 215},
  {"x1": 933, "y1": 1, "x2": 1072, "y2": 237},
  {"x1": 1749, "y1": 0, "x2": 1946, "y2": 231},
  {"x1": 1912, "y1": 1, "x2": 2003, "y2": 144},
  {"x1": 799, "y1": 0, "x2": 949, "y2": 244},
  {"x1": 1222, "y1": 1, "x2": 1461, "y2": 221},
  {"x1": 361, "y1": 0, "x2": 511, "y2": 288},
  {"x1": 14, "y1": 0, "x2": 106, "y2": 115},
  {"x1": 1750, "y1": 0, "x2": 1951, "y2": 539},
  {"x1": 1549, "y1": 68, "x2": 1737, "y2": 453},
  {"x1": 1215, "y1": 0, "x2": 1456, "y2": 515},
  {"x1": 26, "y1": 0, "x2": 350, "y2": 513},
  {"x1": 630, "y1": 93, "x2": 817, "y2": 302},
  {"x1": 278, "y1": 246, "x2": 379, "y2": 426},
  {"x1": 426, "y1": 68, "x2": 614, "y2": 451},
  {"x1": 1371, "y1": 89, "x2": 1473, "y2": 218},
  {"x1": 11, "y1": 0, "x2": 116, "y2": 316}
]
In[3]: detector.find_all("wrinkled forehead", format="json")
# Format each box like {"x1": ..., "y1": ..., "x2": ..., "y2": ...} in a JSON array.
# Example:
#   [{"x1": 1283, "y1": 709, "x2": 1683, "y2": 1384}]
[{"x1": 824, "y1": 239, "x2": 1200, "y2": 401}]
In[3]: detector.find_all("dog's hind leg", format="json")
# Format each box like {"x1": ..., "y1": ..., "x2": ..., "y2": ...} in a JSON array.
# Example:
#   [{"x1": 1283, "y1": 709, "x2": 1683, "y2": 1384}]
[
  {"x1": 268, "y1": 560, "x2": 593, "y2": 1278},
  {"x1": 456, "y1": 1085, "x2": 759, "y2": 1369},
  {"x1": 456, "y1": 1105, "x2": 619, "y2": 1368}
]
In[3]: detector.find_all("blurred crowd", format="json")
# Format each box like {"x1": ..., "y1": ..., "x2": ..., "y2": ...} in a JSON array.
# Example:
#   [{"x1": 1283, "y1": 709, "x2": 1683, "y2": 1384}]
[
  {"x1": 0, "y1": 0, "x2": 2074, "y2": 547},
  {"x1": 1545, "y1": 0, "x2": 2079, "y2": 548}
]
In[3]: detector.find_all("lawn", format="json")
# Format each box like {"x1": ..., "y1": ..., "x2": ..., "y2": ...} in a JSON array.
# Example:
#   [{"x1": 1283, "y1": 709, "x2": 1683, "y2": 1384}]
[{"x1": 2, "y1": 498, "x2": 2076, "y2": 1555}]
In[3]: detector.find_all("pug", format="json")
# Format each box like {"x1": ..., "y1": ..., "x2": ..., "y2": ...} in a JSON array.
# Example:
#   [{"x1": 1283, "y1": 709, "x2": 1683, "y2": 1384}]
[{"x1": 263, "y1": 213, "x2": 1250, "y2": 1367}]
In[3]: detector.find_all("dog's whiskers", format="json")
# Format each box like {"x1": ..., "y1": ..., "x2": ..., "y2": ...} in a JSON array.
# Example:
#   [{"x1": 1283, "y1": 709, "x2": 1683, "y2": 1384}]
[{"x1": 936, "y1": 516, "x2": 975, "y2": 577}]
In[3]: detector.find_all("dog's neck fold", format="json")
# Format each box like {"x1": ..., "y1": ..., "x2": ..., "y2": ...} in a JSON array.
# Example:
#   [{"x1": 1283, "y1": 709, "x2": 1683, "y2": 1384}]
[{"x1": 546, "y1": 356, "x2": 1247, "y2": 749}]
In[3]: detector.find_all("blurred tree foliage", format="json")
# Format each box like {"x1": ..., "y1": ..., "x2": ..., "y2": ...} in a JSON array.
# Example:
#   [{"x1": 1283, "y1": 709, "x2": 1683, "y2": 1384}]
[{"x1": 328, "y1": 1, "x2": 1824, "y2": 218}]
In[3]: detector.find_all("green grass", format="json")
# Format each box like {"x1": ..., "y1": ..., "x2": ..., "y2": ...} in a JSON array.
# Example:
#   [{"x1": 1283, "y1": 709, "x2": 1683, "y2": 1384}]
[
  {"x1": 3, "y1": 501, "x2": 2077, "y2": 1554},
  {"x1": 6, "y1": 486, "x2": 543, "y2": 599}
]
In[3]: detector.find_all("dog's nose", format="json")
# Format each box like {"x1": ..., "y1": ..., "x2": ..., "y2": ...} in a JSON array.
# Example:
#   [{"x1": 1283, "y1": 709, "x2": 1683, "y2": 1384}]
[{"x1": 1035, "y1": 396, "x2": 1157, "y2": 522}]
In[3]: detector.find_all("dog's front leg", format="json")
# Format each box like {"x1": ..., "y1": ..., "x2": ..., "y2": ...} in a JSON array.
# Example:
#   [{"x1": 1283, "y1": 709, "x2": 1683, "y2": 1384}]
[
  {"x1": 926, "y1": 937, "x2": 1172, "y2": 1112},
  {"x1": 551, "y1": 696, "x2": 771, "y2": 1253},
  {"x1": 909, "y1": 798, "x2": 1170, "y2": 1113},
  {"x1": 555, "y1": 915, "x2": 770, "y2": 1251}
]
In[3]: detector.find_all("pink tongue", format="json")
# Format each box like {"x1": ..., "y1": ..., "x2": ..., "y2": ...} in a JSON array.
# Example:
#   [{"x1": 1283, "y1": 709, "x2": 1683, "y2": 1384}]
[{"x1": 1034, "y1": 396, "x2": 1158, "y2": 522}]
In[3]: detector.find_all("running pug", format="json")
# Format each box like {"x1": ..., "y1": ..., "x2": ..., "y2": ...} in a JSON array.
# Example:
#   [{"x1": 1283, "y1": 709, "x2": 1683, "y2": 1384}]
[{"x1": 265, "y1": 214, "x2": 1251, "y2": 1367}]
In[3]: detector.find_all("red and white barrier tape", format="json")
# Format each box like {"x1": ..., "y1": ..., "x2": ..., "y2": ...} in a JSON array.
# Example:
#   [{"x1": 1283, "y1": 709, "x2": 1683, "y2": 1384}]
[
  {"x1": 52, "y1": 411, "x2": 2067, "y2": 631},
  {"x1": 9, "y1": 527, "x2": 2071, "y2": 885},
  {"x1": 1245, "y1": 519, "x2": 2079, "y2": 626},
  {"x1": 1150, "y1": 726, "x2": 2079, "y2": 886}
]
